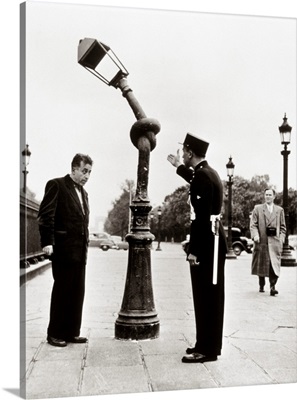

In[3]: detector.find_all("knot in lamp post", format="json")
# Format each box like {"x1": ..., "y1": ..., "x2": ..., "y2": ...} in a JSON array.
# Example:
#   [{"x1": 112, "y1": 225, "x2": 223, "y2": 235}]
[
  {"x1": 226, "y1": 156, "x2": 237, "y2": 259},
  {"x1": 156, "y1": 206, "x2": 162, "y2": 251},
  {"x1": 278, "y1": 114, "x2": 296, "y2": 266},
  {"x1": 78, "y1": 38, "x2": 160, "y2": 339},
  {"x1": 22, "y1": 144, "x2": 31, "y2": 193}
]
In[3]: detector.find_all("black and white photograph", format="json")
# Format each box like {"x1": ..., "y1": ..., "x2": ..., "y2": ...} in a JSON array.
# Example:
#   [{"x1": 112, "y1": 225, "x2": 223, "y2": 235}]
[{"x1": 1, "y1": 1, "x2": 297, "y2": 400}]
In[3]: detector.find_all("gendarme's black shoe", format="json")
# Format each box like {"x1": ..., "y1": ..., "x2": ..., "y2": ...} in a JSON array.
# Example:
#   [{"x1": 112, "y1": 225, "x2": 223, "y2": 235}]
[
  {"x1": 182, "y1": 353, "x2": 217, "y2": 363},
  {"x1": 270, "y1": 288, "x2": 279, "y2": 296},
  {"x1": 186, "y1": 347, "x2": 197, "y2": 354},
  {"x1": 47, "y1": 336, "x2": 67, "y2": 347},
  {"x1": 259, "y1": 287, "x2": 265, "y2": 293},
  {"x1": 65, "y1": 336, "x2": 88, "y2": 343}
]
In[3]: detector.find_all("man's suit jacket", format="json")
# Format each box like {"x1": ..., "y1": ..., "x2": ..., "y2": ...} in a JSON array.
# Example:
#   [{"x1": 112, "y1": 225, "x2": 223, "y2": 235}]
[{"x1": 38, "y1": 174, "x2": 89, "y2": 265}]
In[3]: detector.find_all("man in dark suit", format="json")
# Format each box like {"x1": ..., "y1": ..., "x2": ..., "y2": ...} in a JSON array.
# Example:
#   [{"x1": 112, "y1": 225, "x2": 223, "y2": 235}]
[
  {"x1": 167, "y1": 133, "x2": 227, "y2": 363},
  {"x1": 38, "y1": 153, "x2": 93, "y2": 347}
]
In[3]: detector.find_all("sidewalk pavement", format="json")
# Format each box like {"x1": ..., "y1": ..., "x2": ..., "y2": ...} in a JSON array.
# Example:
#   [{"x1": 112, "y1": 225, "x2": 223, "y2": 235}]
[{"x1": 22, "y1": 243, "x2": 297, "y2": 399}]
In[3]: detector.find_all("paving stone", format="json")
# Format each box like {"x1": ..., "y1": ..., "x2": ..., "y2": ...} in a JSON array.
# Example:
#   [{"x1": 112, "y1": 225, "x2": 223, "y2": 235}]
[{"x1": 23, "y1": 245, "x2": 297, "y2": 398}]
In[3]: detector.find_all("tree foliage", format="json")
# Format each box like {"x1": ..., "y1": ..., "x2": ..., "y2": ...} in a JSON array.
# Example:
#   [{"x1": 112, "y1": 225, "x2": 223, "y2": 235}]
[
  {"x1": 103, "y1": 175, "x2": 296, "y2": 242},
  {"x1": 103, "y1": 180, "x2": 134, "y2": 239},
  {"x1": 155, "y1": 185, "x2": 191, "y2": 242},
  {"x1": 275, "y1": 188, "x2": 297, "y2": 234},
  {"x1": 222, "y1": 174, "x2": 274, "y2": 236},
  {"x1": 222, "y1": 174, "x2": 296, "y2": 236}
]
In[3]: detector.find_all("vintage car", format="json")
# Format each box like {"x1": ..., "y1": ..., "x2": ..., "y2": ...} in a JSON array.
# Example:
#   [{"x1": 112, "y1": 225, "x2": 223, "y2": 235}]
[
  {"x1": 89, "y1": 232, "x2": 117, "y2": 251},
  {"x1": 224, "y1": 227, "x2": 253, "y2": 256},
  {"x1": 111, "y1": 236, "x2": 129, "y2": 250}
]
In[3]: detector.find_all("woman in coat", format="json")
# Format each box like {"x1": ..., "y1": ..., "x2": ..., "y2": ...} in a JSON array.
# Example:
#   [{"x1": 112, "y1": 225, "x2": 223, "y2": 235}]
[{"x1": 250, "y1": 188, "x2": 286, "y2": 296}]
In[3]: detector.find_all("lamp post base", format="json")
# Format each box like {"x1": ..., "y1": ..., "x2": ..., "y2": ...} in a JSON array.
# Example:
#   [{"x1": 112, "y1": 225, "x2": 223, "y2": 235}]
[
  {"x1": 226, "y1": 245, "x2": 237, "y2": 259},
  {"x1": 281, "y1": 252, "x2": 297, "y2": 266},
  {"x1": 115, "y1": 209, "x2": 160, "y2": 340},
  {"x1": 226, "y1": 251, "x2": 237, "y2": 259},
  {"x1": 115, "y1": 315, "x2": 160, "y2": 340},
  {"x1": 281, "y1": 244, "x2": 297, "y2": 267}
]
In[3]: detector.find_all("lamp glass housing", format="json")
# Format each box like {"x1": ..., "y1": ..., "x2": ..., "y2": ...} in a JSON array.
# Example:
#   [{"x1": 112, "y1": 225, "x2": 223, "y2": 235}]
[
  {"x1": 78, "y1": 38, "x2": 129, "y2": 86},
  {"x1": 226, "y1": 157, "x2": 235, "y2": 178},
  {"x1": 279, "y1": 130, "x2": 291, "y2": 145},
  {"x1": 279, "y1": 114, "x2": 292, "y2": 145},
  {"x1": 22, "y1": 145, "x2": 31, "y2": 167}
]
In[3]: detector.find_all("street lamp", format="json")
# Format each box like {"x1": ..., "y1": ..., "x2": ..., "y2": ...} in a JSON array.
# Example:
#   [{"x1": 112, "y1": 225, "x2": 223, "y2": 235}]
[
  {"x1": 78, "y1": 38, "x2": 160, "y2": 339},
  {"x1": 226, "y1": 156, "x2": 237, "y2": 259},
  {"x1": 22, "y1": 144, "x2": 31, "y2": 193},
  {"x1": 278, "y1": 114, "x2": 296, "y2": 266},
  {"x1": 156, "y1": 206, "x2": 162, "y2": 251}
]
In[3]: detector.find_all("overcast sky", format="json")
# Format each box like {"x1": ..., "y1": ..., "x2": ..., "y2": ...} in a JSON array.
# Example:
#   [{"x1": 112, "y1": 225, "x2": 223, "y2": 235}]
[{"x1": 22, "y1": 0, "x2": 296, "y2": 228}]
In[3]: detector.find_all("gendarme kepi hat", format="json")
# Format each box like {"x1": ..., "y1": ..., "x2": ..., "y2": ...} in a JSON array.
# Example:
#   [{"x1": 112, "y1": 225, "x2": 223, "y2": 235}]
[{"x1": 180, "y1": 133, "x2": 209, "y2": 157}]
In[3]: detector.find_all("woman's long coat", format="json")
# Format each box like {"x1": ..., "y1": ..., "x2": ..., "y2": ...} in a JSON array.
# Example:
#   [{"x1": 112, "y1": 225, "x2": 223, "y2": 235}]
[{"x1": 250, "y1": 204, "x2": 286, "y2": 277}]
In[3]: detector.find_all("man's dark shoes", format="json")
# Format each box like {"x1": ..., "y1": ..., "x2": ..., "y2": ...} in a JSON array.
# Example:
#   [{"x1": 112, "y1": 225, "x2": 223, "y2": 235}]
[
  {"x1": 182, "y1": 353, "x2": 217, "y2": 363},
  {"x1": 47, "y1": 336, "x2": 67, "y2": 347},
  {"x1": 270, "y1": 288, "x2": 278, "y2": 296},
  {"x1": 66, "y1": 336, "x2": 88, "y2": 343},
  {"x1": 259, "y1": 286, "x2": 265, "y2": 293}
]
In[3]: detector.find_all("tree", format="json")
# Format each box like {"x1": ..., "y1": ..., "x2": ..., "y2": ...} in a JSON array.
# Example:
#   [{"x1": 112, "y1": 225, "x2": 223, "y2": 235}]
[
  {"x1": 104, "y1": 180, "x2": 135, "y2": 239},
  {"x1": 275, "y1": 188, "x2": 297, "y2": 235},
  {"x1": 222, "y1": 174, "x2": 274, "y2": 236},
  {"x1": 159, "y1": 185, "x2": 191, "y2": 242}
]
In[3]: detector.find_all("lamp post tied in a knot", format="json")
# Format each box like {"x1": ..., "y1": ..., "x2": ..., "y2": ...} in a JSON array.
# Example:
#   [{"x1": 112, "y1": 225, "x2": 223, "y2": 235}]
[{"x1": 78, "y1": 37, "x2": 161, "y2": 340}]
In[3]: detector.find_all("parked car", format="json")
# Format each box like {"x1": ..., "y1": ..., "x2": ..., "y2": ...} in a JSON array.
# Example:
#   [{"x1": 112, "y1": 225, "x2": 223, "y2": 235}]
[
  {"x1": 111, "y1": 236, "x2": 129, "y2": 250},
  {"x1": 224, "y1": 227, "x2": 253, "y2": 256},
  {"x1": 89, "y1": 232, "x2": 116, "y2": 251},
  {"x1": 181, "y1": 228, "x2": 253, "y2": 256}
]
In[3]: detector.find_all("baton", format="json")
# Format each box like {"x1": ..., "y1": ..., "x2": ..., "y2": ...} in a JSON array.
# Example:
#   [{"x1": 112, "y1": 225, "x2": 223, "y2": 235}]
[{"x1": 211, "y1": 215, "x2": 220, "y2": 285}]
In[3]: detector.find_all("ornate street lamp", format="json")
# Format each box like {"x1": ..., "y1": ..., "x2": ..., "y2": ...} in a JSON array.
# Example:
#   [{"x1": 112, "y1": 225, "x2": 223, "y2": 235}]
[
  {"x1": 22, "y1": 144, "x2": 31, "y2": 193},
  {"x1": 156, "y1": 206, "x2": 162, "y2": 251},
  {"x1": 278, "y1": 114, "x2": 296, "y2": 266},
  {"x1": 78, "y1": 38, "x2": 160, "y2": 339},
  {"x1": 226, "y1": 156, "x2": 237, "y2": 259}
]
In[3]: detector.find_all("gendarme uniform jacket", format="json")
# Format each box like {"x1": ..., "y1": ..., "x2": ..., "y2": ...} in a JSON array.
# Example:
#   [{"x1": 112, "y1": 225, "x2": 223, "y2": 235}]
[
  {"x1": 176, "y1": 160, "x2": 227, "y2": 358},
  {"x1": 177, "y1": 161, "x2": 227, "y2": 263}
]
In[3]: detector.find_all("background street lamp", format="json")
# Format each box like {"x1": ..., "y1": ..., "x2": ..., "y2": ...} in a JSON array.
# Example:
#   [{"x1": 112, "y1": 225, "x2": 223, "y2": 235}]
[
  {"x1": 226, "y1": 156, "x2": 237, "y2": 259},
  {"x1": 278, "y1": 114, "x2": 297, "y2": 267},
  {"x1": 22, "y1": 144, "x2": 31, "y2": 193},
  {"x1": 156, "y1": 206, "x2": 162, "y2": 251},
  {"x1": 78, "y1": 38, "x2": 160, "y2": 339}
]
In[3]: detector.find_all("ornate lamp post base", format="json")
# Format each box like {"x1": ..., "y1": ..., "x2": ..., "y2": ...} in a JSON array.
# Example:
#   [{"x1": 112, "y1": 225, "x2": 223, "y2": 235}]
[
  {"x1": 115, "y1": 217, "x2": 160, "y2": 340},
  {"x1": 115, "y1": 315, "x2": 160, "y2": 340},
  {"x1": 226, "y1": 250, "x2": 237, "y2": 259},
  {"x1": 281, "y1": 246, "x2": 297, "y2": 267}
]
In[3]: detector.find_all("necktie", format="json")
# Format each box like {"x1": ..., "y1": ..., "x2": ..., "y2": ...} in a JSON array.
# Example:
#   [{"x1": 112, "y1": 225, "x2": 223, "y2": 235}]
[{"x1": 74, "y1": 182, "x2": 81, "y2": 192}]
